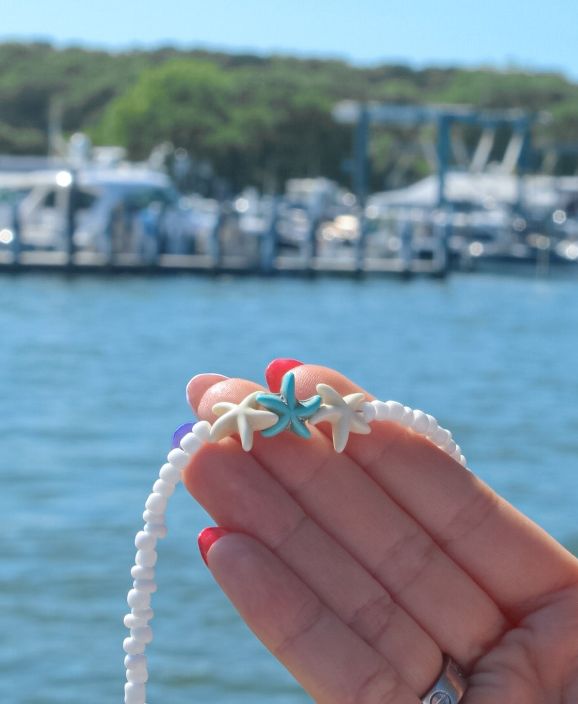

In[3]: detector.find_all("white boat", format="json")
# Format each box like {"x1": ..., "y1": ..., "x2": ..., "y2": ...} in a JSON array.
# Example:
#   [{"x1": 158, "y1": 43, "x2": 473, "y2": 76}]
[{"x1": 0, "y1": 140, "x2": 210, "y2": 257}]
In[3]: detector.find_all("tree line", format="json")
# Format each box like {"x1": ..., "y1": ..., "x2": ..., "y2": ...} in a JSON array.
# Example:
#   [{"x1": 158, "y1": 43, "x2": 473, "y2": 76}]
[{"x1": 1, "y1": 42, "x2": 578, "y2": 193}]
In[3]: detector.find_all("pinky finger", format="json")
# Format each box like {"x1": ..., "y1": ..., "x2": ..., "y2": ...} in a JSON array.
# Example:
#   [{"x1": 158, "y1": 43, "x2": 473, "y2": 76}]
[{"x1": 200, "y1": 530, "x2": 420, "y2": 704}]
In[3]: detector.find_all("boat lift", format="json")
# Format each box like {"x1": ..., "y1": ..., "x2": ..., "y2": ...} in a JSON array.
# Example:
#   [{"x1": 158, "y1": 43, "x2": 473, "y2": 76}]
[{"x1": 333, "y1": 101, "x2": 538, "y2": 207}]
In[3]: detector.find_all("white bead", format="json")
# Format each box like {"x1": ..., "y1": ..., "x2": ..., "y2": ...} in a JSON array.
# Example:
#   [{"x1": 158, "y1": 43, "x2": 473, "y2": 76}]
[
  {"x1": 144, "y1": 522, "x2": 167, "y2": 539},
  {"x1": 126, "y1": 667, "x2": 148, "y2": 684},
  {"x1": 370, "y1": 400, "x2": 389, "y2": 421},
  {"x1": 361, "y1": 402, "x2": 376, "y2": 423},
  {"x1": 135, "y1": 549, "x2": 157, "y2": 568},
  {"x1": 133, "y1": 579, "x2": 157, "y2": 594},
  {"x1": 145, "y1": 493, "x2": 167, "y2": 514},
  {"x1": 123, "y1": 636, "x2": 145, "y2": 655},
  {"x1": 445, "y1": 440, "x2": 458, "y2": 456},
  {"x1": 132, "y1": 607, "x2": 153, "y2": 621},
  {"x1": 124, "y1": 681, "x2": 145, "y2": 704},
  {"x1": 127, "y1": 589, "x2": 151, "y2": 610},
  {"x1": 166, "y1": 448, "x2": 189, "y2": 470},
  {"x1": 135, "y1": 531, "x2": 156, "y2": 551},
  {"x1": 425, "y1": 414, "x2": 439, "y2": 436},
  {"x1": 180, "y1": 432, "x2": 202, "y2": 454},
  {"x1": 411, "y1": 410, "x2": 430, "y2": 434},
  {"x1": 459, "y1": 454, "x2": 468, "y2": 467},
  {"x1": 125, "y1": 654, "x2": 147, "y2": 671},
  {"x1": 159, "y1": 463, "x2": 181, "y2": 484},
  {"x1": 130, "y1": 625, "x2": 153, "y2": 644},
  {"x1": 131, "y1": 565, "x2": 154, "y2": 580},
  {"x1": 142, "y1": 510, "x2": 165, "y2": 525},
  {"x1": 124, "y1": 613, "x2": 149, "y2": 629},
  {"x1": 385, "y1": 401, "x2": 405, "y2": 422},
  {"x1": 193, "y1": 420, "x2": 212, "y2": 442},
  {"x1": 433, "y1": 427, "x2": 452, "y2": 448},
  {"x1": 398, "y1": 406, "x2": 414, "y2": 427},
  {"x1": 152, "y1": 478, "x2": 175, "y2": 497}
]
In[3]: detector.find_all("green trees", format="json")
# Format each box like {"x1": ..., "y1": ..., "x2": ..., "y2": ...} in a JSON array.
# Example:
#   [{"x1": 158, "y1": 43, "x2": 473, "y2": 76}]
[{"x1": 1, "y1": 43, "x2": 578, "y2": 189}]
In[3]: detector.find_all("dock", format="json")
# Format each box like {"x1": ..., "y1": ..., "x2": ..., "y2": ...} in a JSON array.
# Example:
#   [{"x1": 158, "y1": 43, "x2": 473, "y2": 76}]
[{"x1": 0, "y1": 248, "x2": 448, "y2": 278}]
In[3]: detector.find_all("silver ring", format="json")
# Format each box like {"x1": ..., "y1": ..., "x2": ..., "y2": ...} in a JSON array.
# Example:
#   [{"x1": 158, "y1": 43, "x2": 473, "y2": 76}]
[{"x1": 420, "y1": 655, "x2": 467, "y2": 704}]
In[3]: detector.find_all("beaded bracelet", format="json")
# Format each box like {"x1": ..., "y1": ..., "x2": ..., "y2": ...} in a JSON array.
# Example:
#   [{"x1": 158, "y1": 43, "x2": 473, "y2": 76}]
[{"x1": 122, "y1": 371, "x2": 467, "y2": 704}]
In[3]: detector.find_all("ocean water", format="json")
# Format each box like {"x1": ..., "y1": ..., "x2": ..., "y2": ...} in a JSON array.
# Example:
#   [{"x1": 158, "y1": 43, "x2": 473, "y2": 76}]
[{"x1": 1, "y1": 272, "x2": 577, "y2": 703}]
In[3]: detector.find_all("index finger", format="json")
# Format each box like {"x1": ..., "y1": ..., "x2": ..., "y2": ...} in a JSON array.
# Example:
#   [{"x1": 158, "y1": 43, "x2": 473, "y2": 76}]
[{"x1": 291, "y1": 364, "x2": 578, "y2": 618}]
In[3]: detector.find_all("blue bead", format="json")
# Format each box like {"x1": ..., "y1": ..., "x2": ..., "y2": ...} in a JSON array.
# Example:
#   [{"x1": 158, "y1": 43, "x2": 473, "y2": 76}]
[{"x1": 171, "y1": 422, "x2": 195, "y2": 449}]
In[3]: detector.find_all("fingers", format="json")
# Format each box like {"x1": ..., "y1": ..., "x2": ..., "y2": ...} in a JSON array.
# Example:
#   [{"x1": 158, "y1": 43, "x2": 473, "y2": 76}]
[
  {"x1": 186, "y1": 437, "x2": 441, "y2": 694},
  {"x1": 289, "y1": 364, "x2": 578, "y2": 618},
  {"x1": 203, "y1": 531, "x2": 420, "y2": 704},
  {"x1": 186, "y1": 376, "x2": 506, "y2": 668}
]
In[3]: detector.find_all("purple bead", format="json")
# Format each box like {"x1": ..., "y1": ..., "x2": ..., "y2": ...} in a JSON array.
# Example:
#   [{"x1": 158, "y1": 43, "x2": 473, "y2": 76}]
[{"x1": 171, "y1": 422, "x2": 194, "y2": 449}]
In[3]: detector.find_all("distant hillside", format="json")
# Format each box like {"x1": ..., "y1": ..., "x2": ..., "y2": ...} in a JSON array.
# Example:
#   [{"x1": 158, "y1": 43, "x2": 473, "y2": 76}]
[{"x1": 1, "y1": 42, "x2": 578, "y2": 191}]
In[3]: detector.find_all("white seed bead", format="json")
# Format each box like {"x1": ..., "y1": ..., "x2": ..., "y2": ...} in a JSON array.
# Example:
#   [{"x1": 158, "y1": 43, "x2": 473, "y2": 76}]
[
  {"x1": 152, "y1": 478, "x2": 175, "y2": 497},
  {"x1": 193, "y1": 420, "x2": 212, "y2": 442},
  {"x1": 135, "y1": 531, "x2": 156, "y2": 551},
  {"x1": 124, "y1": 613, "x2": 149, "y2": 629},
  {"x1": 132, "y1": 607, "x2": 153, "y2": 621},
  {"x1": 130, "y1": 626, "x2": 153, "y2": 644},
  {"x1": 144, "y1": 522, "x2": 167, "y2": 539},
  {"x1": 445, "y1": 440, "x2": 458, "y2": 456},
  {"x1": 142, "y1": 509, "x2": 165, "y2": 524},
  {"x1": 126, "y1": 667, "x2": 148, "y2": 684},
  {"x1": 459, "y1": 454, "x2": 467, "y2": 467},
  {"x1": 125, "y1": 654, "x2": 147, "y2": 671},
  {"x1": 159, "y1": 462, "x2": 181, "y2": 484},
  {"x1": 133, "y1": 579, "x2": 157, "y2": 594},
  {"x1": 135, "y1": 549, "x2": 157, "y2": 568},
  {"x1": 425, "y1": 414, "x2": 438, "y2": 436},
  {"x1": 433, "y1": 427, "x2": 452, "y2": 448},
  {"x1": 411, "y1": 410, "x2": 430, "y2": 434},
  {"x1": 370, "y1": 400, "x2": 389, "y2": 421},
  {"x1": 361, "y1": 402, "x2": 376, "y2": 422},
  {"x1": 398, "y1": 406, "x2": 415, "y2": 427},
  {"x1": 385, "y1": 401, "x2": 406, "y2": 422},
  {"x1": 131, "y1": 565, "x2": 154, "y2": 580},
  {"x1": 127, "y1": 589, "x2": 151, "y2": 609},
  {"x1": 145, "y1": 493, "x2": 167, "y2": 514},
  {"x1": 126, "y1": 666, "x2": 148, "y2": 684},
  {"x1": 123, "y1": 636, "x2": 145, "y2": 655},
  {"x1": 180, "y1": 432, "x2": 202, "y2": 454},
  {"x1": 166, "y1": 448, "x2": 189, "y2": 470},
  {"x1": 124, "y1": 681, "x2": 145, "y2": 703}
]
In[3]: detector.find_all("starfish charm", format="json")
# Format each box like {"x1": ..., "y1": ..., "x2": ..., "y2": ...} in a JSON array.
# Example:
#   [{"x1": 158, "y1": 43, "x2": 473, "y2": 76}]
[
  {"x1": 310, "y1": 383, "x2": 371, "y2": 452},
  {"x1": 210, "y1": 391, "x2": 278, "y2": 451},
  {"x1": 255, "y1": 371, "x2": 321, "y2": 439}
]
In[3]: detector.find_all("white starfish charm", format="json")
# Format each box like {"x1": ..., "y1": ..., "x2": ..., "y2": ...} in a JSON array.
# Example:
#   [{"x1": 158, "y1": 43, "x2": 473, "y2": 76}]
[
  {"x1": 310, "y1": 384, "x2": 371, "y2": 452},
  {"x1": 210, "y1": 391, "x2": 278, "y2": 451}
]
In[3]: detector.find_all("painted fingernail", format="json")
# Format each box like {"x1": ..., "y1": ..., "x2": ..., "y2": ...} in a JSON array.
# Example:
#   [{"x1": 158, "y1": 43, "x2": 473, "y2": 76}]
[
  {"x1": 171, "y1": 422, "x2": 195, "y2": 449},
  {"x1": 265, "y1": 358, "x2": 304, "y2": 392},
  {"x1": 198, "y1": 527, "x2": 231, "y2": 566}
]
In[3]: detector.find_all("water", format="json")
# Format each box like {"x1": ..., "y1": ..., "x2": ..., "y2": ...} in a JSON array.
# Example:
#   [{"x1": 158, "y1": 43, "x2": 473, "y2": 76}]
[{"x1": 1, "y1": 273, "x2": 577, "y2": 703}]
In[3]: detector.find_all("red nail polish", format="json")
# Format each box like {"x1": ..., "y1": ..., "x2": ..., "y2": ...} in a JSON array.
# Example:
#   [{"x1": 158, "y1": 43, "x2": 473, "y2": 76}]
[
  {"x1": 265, "y1": 358, "x2": 304, "y2": 392},
  {"x1": 198, "y1": 527, "x2": 230, "y2": 565}
]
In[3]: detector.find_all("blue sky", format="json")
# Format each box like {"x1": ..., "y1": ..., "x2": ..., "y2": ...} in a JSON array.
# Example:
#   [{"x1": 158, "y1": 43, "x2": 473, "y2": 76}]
[{"x1": 2, "y1": 0, "x2": 577, "y2": 78}]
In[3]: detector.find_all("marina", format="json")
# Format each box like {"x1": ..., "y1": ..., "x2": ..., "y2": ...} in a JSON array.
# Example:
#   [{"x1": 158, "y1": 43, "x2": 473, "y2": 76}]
[{"x1": 1, "y1": 103, "x2": 578, "y2": 280}]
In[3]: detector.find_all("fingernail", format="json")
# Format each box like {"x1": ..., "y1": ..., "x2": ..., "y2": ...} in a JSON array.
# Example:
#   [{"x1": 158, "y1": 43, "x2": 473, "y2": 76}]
[
  {"x1": 171, "y1": 422, "x2": 195, "y2": 449},
  {"x1": 186, "y1": 373, "x2": 229, "y2": 406},
  {"x1": 198, "y1": 527, "x2": 231, "y2": 566},
  {"x1": 265, "y1": 358, "x2": 304, "y2": 392}
]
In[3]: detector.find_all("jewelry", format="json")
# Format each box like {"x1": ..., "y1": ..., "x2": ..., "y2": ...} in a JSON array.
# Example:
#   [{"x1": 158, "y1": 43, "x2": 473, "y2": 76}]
[
  {"x1": 420, "y1": 655, "x2": 468, "y2": 703},
  {"x1": 123, "y1": 371, "x2": 468, "y2": 704}
]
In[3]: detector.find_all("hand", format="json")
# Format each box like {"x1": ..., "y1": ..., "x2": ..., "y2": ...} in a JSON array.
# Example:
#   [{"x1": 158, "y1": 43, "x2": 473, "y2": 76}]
[{"x1": 184, "y1": 364, "x2": 578, "y2": 703}]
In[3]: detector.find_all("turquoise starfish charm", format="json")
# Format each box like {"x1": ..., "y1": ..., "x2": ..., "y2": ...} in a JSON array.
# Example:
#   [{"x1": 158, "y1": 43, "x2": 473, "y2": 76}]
[{"x1": 256, "y1": 371, "x2": 321, "y2": 439}]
